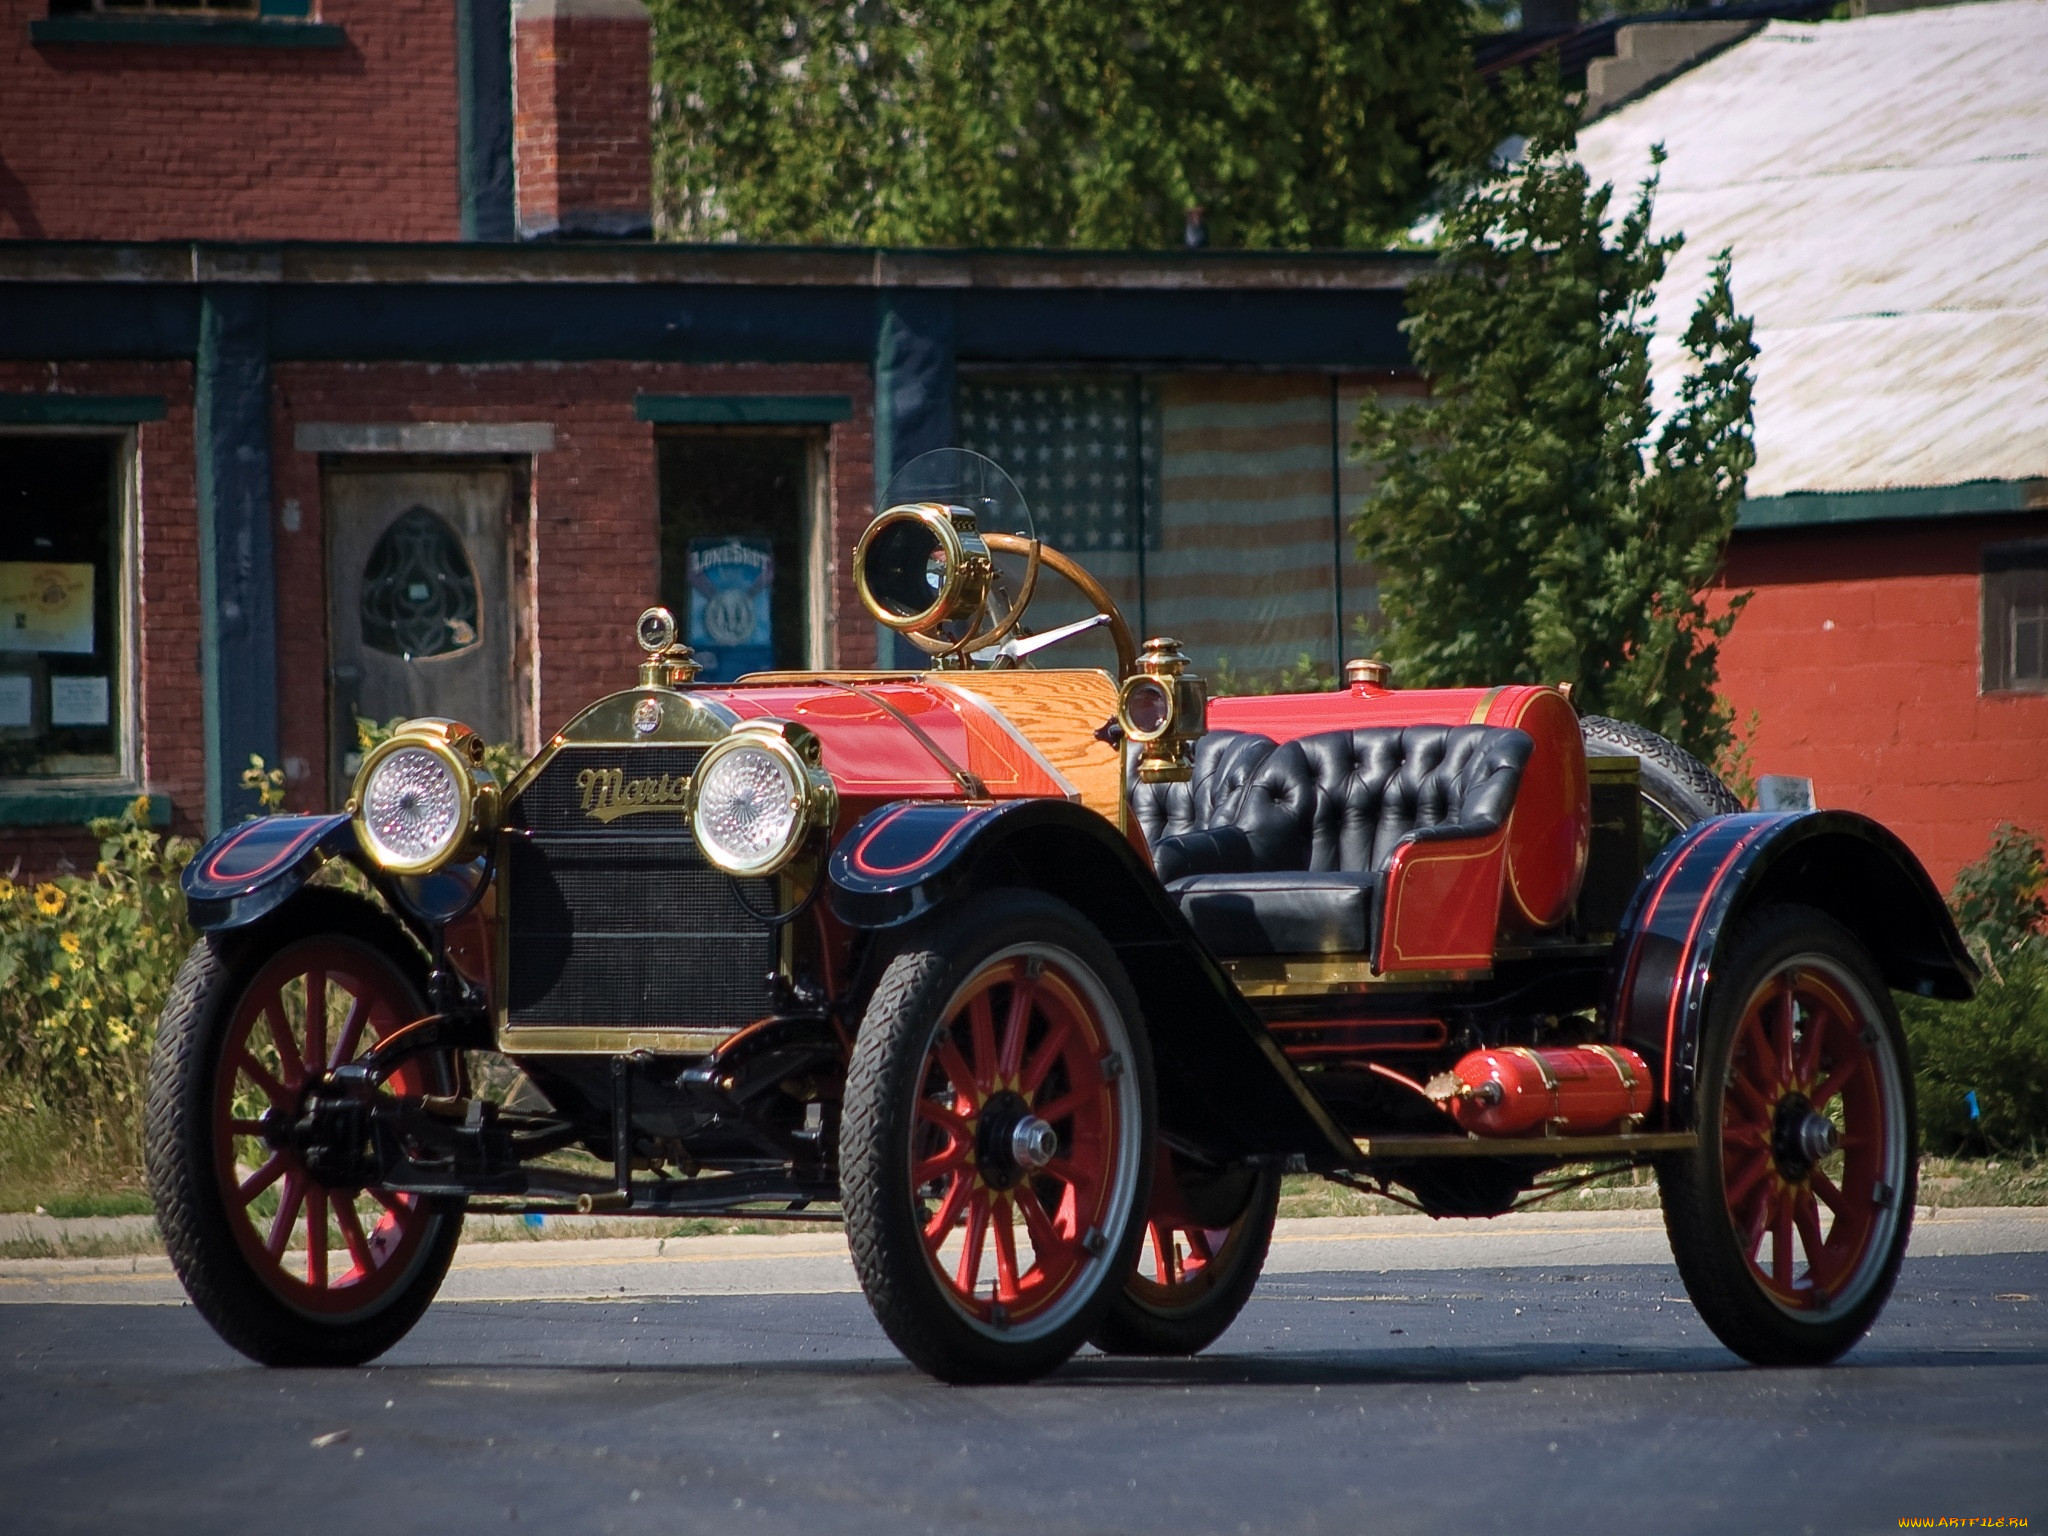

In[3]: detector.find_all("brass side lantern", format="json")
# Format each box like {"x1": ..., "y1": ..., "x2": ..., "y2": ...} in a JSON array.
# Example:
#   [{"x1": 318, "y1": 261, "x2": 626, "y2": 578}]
[{"x1": 1117, "y1": 636, "x2": 1208, "y2": 783}]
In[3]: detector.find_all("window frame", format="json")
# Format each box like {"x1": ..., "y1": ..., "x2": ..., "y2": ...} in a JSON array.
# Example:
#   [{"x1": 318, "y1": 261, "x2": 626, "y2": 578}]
[
  {"x1": 1981, "y1": 538, "x2": 2048, "y2": 695},
  {"x1": 0, "y1": 425, "x2": 143, "y2": 797}
]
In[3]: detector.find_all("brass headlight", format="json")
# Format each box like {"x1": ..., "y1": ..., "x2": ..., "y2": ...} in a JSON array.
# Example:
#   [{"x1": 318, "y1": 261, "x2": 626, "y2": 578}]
[
  {"x1": 854, "y1": 502, "x2": 994, "y2": 636},
  {"x1": 349, "y1": 719, "x2": 497, "y2": 875},
  {"x1": 688, "y1": 720, "x2": 837, "y2": 879}
]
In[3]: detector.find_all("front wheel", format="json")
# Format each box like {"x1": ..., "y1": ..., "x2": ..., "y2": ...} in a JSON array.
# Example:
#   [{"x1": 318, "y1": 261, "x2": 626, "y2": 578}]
[
  {"x1": 840, "y1": 889, "x2": 1156, "y2": 1383},
  {"x1": 1090, "y1": 1146, "x2": 1280, "y2": 1357},
  {"x1": 1659, "y1": 905, "x2": 1916, "y2": 1365},
  {"x1": 144, "y1": 891, "x2": 463, "y2": 1367}
]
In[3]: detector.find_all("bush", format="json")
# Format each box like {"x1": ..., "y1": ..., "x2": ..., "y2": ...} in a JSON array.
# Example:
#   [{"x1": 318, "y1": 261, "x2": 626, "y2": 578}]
[
  {"x1": 1901, "y1": 824, "x2": 2048, "y2": 1155},
  {"x1": 0, "y1": 799, "x2": 196, "y2": 1189}
]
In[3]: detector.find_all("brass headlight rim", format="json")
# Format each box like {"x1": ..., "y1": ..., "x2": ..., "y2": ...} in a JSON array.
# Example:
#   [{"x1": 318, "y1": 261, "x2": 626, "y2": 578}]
[
  {"x1": 855, "y1": 502, "x2": 979, "y2": 636},
  {"x1": 349, "y1": 730, "x2": 492, "y2": 877},
  {"x1": 1117, "y1": 673, "x2": 1178, "y2": 745},
  {"x1": 687, "y1": 727, "x2": 837, "y2": 880}
]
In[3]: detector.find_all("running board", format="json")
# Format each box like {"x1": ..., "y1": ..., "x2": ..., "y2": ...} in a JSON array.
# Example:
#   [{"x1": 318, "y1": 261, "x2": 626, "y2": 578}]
[{"x1": 1353, "y1": 1130, "x2": 1697, "y2": 1159}]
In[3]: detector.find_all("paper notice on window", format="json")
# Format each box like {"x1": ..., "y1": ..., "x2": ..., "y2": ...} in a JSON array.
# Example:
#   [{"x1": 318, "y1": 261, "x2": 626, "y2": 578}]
[
  {"x1": 0, "y1": 563, "x2": 94, "y2": 654},
  {"x1": 0, "y1": 674, "x2": 30, "y2": 728},
  {"x1": 49, "y1": 675, "x2": 109, "y2": 727}
]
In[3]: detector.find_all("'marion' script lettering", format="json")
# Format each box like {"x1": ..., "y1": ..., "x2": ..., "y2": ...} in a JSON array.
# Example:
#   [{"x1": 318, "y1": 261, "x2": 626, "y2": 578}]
[{"x1": 576, "y1": 767, "x2": 690, "y2": 823}]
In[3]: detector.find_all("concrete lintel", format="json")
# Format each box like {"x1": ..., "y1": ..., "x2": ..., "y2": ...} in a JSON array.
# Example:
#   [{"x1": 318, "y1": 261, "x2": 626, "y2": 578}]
[{"x1": 294, "y1": 422, "x2": 557, "y2": 455}]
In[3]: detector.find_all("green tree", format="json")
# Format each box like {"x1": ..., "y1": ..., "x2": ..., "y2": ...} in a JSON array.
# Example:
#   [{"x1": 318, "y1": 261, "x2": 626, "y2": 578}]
[
  {"x1": 1351, "y1": 74, "x2": 1756, "y2": 765},
  {"x1": 649, "y1": 1, "x2": 1477, "y2": 248}
]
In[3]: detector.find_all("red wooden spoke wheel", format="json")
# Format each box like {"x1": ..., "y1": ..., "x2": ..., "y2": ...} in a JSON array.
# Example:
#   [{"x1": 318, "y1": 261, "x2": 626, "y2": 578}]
[
  {"x1": 910, "y1": 948, "x2": 1130, "y2": 1333},
  {"x1": 842, "y1": 889, "x2": 1154, "y2": 1384},
  {"x1": 213, "y1": 938, "x2": 438, "y2": 1315},
  {"x1": 147, "y1": 892, "x2": 464, "y2": 1368},
  {"x1": 1660, "y1": 905, "x2": 1915, "y2": 1366},
  {"x1": 1719, "y1": 961, "x2": 1901, "y2": 1313},
  {"x1": 1090, "y1": 1143, "x2": 1280, "y2": 1357}
]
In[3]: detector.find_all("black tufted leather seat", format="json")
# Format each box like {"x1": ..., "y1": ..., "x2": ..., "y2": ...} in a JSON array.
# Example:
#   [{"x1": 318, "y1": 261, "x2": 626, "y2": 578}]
[
  {"x1": 1149, "y1": 725, "x2": 1533, "y2": 957},
  {"x1": 1129, "y1": 729, "x2": 1277, "y2": 848}
]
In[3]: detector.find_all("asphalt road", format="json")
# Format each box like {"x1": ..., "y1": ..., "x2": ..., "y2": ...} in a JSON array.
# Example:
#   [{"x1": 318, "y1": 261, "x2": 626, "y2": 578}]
[{"x1": 4, "y1": 1217, "x2": 2044, "y2": 1535}]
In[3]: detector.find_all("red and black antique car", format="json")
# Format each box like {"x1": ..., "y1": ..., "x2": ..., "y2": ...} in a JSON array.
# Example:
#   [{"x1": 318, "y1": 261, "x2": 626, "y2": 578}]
[{"x1": 148, "y1": 451, "x2": 1976, "y2": 1383}]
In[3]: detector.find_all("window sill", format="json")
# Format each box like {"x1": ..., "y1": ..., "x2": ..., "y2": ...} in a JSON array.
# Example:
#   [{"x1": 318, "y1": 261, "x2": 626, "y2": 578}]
[
  {"x1": 31, "y1": 17, "x2": 345, "y2": 49},
  {"x1": 0, "y1": 790, "x2": 172, "y2": 830}
]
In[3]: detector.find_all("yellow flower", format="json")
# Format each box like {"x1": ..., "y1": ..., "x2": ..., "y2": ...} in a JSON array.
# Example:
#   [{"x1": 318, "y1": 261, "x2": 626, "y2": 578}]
[
  {"x1": 34, "y1": 883, "x2": 65, "y2": 916},
  {"x1": 58, "y1": 931, "x2": 81, "y2": 955},
  {"x1": 44, "y1": 972, "x2": 63, "y2": 992},
  {"x1": 0, "y1": 876, "x2": 14, "y2": 901},
  {"x1": 76, "y1": 1045, "x2": 89, "y2": 1059}
]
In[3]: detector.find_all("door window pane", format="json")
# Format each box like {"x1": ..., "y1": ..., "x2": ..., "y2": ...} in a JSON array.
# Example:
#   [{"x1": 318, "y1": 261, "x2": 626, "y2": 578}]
[
  {"x1": 359, "y1": 507, "x2": 482, "y2": 660},
  {"x1": 658, "y1": 433, "x2": 811, "y2": 681},
  {"x1": 0, "y1": 436, "x2": 124, "y2": 780}
]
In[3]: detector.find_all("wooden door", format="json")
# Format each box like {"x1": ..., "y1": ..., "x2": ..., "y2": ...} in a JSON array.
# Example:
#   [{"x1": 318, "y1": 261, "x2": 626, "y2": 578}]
[{"x1": 324, "y1": 467, "x2": 518, "y2": 798}]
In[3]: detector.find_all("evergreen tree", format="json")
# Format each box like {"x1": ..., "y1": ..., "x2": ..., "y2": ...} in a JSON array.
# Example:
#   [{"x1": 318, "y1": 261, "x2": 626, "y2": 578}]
[
  {"x1": 1352, "y1": 76, "x2": 1757, "y2": 765},
  {"x1": 649, "y1": 1, "x2": 1476, "y2": 248}
]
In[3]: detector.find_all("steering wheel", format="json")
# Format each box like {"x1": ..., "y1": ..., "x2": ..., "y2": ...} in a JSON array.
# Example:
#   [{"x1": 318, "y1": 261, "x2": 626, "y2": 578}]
[{"x1": 983, "y1": 533, "x2": 1139, "y2": 679}]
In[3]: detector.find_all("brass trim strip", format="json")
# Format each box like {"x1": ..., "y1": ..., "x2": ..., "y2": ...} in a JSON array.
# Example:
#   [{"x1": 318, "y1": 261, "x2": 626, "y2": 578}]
[
  {"x1": 497, "y1": 1026, "x2": 739, "y2": 1056},
  {"x1": 1467, "y1": 685, "x2": 1506, "y2": 725},
  {"x1": 1352, "y1": 1130, "x2": 1696, "y2": 1159},
  {"x1": 1226, "y1": 955, "x2": 1491, "y2": 997}
]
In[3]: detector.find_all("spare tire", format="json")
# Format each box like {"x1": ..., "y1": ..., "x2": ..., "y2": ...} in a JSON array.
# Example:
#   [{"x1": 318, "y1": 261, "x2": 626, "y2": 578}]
[{"x1": 1580, "y1": 714, "x2": 1743, "y2": 856}]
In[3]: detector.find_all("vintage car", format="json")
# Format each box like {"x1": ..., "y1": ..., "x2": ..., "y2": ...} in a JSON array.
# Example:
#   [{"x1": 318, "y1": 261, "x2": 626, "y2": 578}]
[{"x1": 146, "y1": 450, "x2": 1976, "y2": 1384}]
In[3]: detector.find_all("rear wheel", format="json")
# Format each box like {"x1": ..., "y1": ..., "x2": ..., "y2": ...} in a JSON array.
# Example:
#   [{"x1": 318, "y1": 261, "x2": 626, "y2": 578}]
[
  {"x1": 145, "y1": 891, "x2": 462, "y2": 1367},
  {"x1": 1659, "y1": 905, "x2": 1915, "y2": 1365},
  {"x1": 1090, "y1": 1146, "x2": 1280, "y2": 1356},
  {"x1": 840, "y1": 889, "x2": 1155, "y2": 1383}
]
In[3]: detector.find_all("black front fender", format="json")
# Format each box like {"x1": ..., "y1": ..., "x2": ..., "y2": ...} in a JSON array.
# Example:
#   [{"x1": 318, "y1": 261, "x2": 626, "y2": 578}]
[
  {"x1": 182, "y1": 814, "x2": 362, "y2": 932},
  {"x1": 830, "y1": 798, "x2": 1358, "y2": 1168},
  {"x1": 1607, "y1": 809, "x2": 1976, "y2": 1130}
]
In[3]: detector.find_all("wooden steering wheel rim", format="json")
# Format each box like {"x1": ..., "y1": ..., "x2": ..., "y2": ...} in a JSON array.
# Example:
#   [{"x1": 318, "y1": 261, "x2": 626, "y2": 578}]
[{"x1": 984, "y1": 533, "x2": 1139, "y2": 680}]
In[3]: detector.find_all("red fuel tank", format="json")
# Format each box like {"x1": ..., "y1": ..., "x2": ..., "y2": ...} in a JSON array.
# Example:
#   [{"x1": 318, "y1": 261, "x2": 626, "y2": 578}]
[{"x1": 1426, "y1": 1045, "x2": 1652, "y2": 1137}]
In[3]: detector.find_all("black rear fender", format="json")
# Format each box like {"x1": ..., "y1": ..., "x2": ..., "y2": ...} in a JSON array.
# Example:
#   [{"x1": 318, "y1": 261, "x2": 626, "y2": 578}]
[
  {"x1": 1607, "y1": 809, "x2": 1976, "y2": 1130},
  {"x1": 829, "y1": 798, "x2": 1356, "y2": 1167}
]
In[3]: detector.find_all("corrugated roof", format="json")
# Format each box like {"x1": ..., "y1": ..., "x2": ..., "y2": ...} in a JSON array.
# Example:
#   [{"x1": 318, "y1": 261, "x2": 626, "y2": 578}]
[{"x1": 1574, "y1": 1, "x2": 2048, "y2": 498}]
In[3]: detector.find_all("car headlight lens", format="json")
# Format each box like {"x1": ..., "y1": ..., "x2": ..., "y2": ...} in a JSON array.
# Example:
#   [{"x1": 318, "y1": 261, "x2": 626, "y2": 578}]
[
  {"x1": 690, "y1": 728, "x2": 834, "y2": 879},
  {"x1": 692, "y1": 742, "x2": 803, "y2": 876},
  {"x1": 360, "y1": 746, "x2": 465, "y2": 870},
  {"x1": 350, "y1": 725, "x2": 493, "y2": 876}
]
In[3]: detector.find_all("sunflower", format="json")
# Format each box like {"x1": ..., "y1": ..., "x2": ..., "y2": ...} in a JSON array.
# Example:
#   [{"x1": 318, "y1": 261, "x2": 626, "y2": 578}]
[
  {"x1": 58, "y1": 931, "x2": 81, "y2": 955},
  {"x1": 34, "y1": 883, "x2": 65, "y2": 916},
  {"x1": 0, "y1": 876, "x2": 14, "y2": 901}
]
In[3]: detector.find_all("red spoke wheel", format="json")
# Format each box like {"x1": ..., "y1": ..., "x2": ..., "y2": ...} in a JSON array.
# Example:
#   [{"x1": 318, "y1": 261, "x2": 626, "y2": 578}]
[
  {"x1": 1090, "y1": 1143, "x2": 1280, "y2": 1356},
  {"x1": 146, "y1": 891, "x2": 463, "y2": 1367},
  {"x1": 842, "y1": 889, "x2": 1154, "y2": 1383},
  {"x1": 1659, "y1": 904, "x2": 1915, "y2": 1366}
]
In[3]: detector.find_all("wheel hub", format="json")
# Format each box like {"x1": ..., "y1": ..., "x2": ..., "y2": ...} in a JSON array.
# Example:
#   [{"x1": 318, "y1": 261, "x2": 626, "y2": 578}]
[
  {"x1": 974, "y1": 1090, "x2": 1057, "y2": 1189},
  {"x1": 1769, "y1": 1091, "x2": 1838, "y2": 1181}
]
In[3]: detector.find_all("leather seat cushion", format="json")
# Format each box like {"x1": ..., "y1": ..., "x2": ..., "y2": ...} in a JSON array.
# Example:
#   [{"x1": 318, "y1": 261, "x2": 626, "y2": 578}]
[{"x1": 1168, "y1": 870, "x2": 1382, "y2": 956}]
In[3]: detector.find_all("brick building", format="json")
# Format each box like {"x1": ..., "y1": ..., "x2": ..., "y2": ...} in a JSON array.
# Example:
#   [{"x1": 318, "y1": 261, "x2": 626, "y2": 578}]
[
  {"x1": 0, "y1": 0, "x2": 1409, "y2": 871},
  {"x1": 1577, "y1": 0, "x2": 2048, "y2": 886}
]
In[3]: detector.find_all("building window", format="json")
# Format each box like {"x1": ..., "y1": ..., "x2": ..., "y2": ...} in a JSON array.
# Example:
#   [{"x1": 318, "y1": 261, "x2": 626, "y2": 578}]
[
  {"x1": 1983, "y1": 541, "x2": 2048, "y2": 693},
  {"x1": 0, "y1": 436, "x2": 130, "y2": 782}
]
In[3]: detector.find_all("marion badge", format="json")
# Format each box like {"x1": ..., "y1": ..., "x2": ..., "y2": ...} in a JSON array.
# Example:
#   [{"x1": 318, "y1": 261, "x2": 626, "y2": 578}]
[
  {"x1": 576, "y1": 766, "x2": 689, "y2": 823},
  {"x1": 633, "y1": 697, "x2": 661, "y2": 735}
]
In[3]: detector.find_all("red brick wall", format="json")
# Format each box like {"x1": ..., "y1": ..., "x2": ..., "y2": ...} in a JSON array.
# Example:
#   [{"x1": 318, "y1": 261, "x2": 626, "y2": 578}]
[
  {"x1": 0, "y1": 1, "x2": 461, "y2": 241},
  {"x1": 512, "y1": 0, "x2": 650, "y2": 238},
  {"x1": 1715, "y1": 515, "x2": 2048, "y2": 890},
  {"x1": 0, "y1": 362, "x2": 207, "y2": 868},
  {"x1": 271, "y1": 361, "x2": 874, "y2": 811}
]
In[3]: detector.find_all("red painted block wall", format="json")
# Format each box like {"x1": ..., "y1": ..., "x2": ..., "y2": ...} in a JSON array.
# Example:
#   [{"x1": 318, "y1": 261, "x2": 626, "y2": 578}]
[
  {"x1": 0, "y1": 0, "x2": 461, "y2": 241},
  {"x1": 0, "y1": 362, "x2": 207, "y2": 872},
  {"x1": 1715, "y1": 516, "x2": 2048, "y2": 891},
  {"x1": 270, "y1": 360, "x2": 874, "y2": 811}
]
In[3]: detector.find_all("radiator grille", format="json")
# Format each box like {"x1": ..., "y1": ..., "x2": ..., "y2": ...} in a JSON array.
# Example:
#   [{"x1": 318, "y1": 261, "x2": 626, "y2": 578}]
[{"x1": 504, "y1": 746, "x2": 773, "y2": 1032}]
